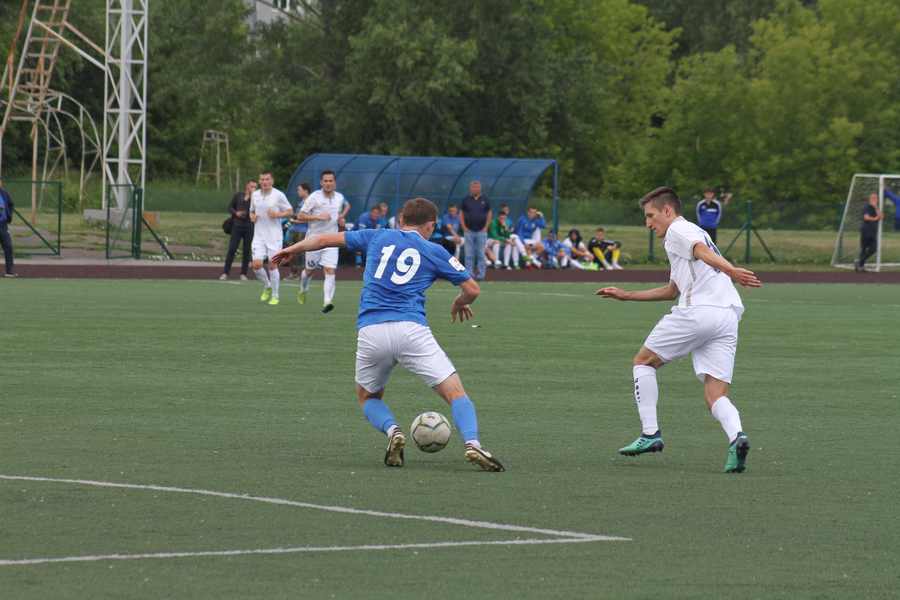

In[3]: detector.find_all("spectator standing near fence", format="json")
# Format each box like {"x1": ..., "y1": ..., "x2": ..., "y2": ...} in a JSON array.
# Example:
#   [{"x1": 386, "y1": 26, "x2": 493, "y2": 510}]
[
  {"x1": 461, "y1": 181, "x2": 492, "y2": 281},
  {"x1": 0, "y1": 178, "x2": 17, "y2": 278},
  {"x1": 696, "y1": 188, "x2": 732, "y2": 243},
  {"x1": 856, "y1": 193, "x2": 882, "y2": 272},
  {"x1": 221, "y1": 179, "x2": 257, "y2": 281}
]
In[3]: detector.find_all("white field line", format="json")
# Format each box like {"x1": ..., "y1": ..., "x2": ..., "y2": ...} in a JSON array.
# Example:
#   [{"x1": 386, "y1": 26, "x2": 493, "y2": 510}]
[
  {"x1": 0, "y1": 474, "x2": 629, "y2": 543},
  {"x1": 0, "y1": 537, "x2": 613, "y2": 567}
]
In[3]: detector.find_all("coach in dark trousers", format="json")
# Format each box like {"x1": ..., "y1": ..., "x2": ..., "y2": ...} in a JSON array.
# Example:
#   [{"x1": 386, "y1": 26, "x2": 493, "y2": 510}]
[
  {"x1": 0, "y1": 178, "x2": 16, "y2": 278},
  {"x1": 696, "y1": 188, "x2": 732, "y2": 244},
  {"x1": 461, "y1": 180, "x2": 492, "y2": 281},
  {"x1": 856, "y1": 192, "x2": 882, "y2": 272},
  {"x1": 221, "y1": 179, "x2": 257, "y2": 280}
]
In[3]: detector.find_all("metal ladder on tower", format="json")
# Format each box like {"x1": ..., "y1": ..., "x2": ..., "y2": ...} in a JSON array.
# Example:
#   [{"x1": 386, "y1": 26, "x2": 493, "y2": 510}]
[{"x1": 1, "y1": 0, "x2": 73, "y2": 139}]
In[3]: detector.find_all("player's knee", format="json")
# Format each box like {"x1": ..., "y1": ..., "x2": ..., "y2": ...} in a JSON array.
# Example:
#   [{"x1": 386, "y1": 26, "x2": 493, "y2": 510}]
[{"x1": 632, "y1": 350, "x2": 662, "y2": 368}]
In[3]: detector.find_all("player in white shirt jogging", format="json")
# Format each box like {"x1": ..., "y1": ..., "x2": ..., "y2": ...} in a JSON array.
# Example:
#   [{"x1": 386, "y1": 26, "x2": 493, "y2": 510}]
[
  {"x1": 292, "y1": 170, "x2": 344, "y2": 313},
  {"x1": 598, "y1": 187, "x2": 762, "y2": 473},
  {"x1": 250, "y1": 172, "x2": 293, "y2": 306}
]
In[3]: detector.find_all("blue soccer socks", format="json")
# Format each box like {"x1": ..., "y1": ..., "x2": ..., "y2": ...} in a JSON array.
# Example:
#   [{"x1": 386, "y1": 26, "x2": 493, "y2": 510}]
[
  {"x1": 450, "y1": 396, "x2": 480, "y2": 444},
  {"x1": 362, "y1": 398, "x2": 398, "y2": 434}
]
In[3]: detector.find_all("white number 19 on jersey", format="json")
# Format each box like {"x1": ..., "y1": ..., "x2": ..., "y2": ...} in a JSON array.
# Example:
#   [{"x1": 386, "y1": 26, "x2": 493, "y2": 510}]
[{"x1": 374, "y1": 244, "x2": 421, "y2": 284}]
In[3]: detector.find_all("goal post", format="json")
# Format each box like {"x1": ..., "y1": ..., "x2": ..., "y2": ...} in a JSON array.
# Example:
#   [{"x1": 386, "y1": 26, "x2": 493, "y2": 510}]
[{"x1": 832, "y1": 173, "x2": 900, "y2": 271}]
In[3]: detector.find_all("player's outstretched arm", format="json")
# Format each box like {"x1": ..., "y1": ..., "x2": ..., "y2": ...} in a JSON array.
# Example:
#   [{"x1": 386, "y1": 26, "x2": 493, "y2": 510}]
[
  {"x1": 596, "y1": 281, "x2": 678, "y2": 302},
  {"x1": 451, "y1": 278, "x2": 480, "y2": 323},
  {"x1": 271, "y1": 232, "x2": 347, "y2": 266},
  {"x1": 692, "y1": 243, "x2": 762, "y2": 288}
]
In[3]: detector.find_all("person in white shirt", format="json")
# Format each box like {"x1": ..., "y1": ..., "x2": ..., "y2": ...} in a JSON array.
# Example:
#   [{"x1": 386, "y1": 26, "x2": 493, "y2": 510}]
[
  {"x1": 250, "y1": 172, "x2": 293, "y2": 305},
  {"x1": 597, "y1": 186, "x2": 762, "y2": 473},
  {"x1": 293, "y1": 170, "x2": 345, "y2": 313}
]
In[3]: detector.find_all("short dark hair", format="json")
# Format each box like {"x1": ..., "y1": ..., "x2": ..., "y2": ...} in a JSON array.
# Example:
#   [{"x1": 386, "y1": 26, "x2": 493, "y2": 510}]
[
  {"x1": 321, "y1": 169, "x2": 336, "y2": 179},
  {"x1": 400, "y1": 197, "x2": 438, "y2": 226},
  {"x1": 640, "y1": 186, "x2": 681, "y2": 214},
  {"x1": 595, "y1": 227, "x2": 605, "y2": 233},
  {"x1": 299, "y1": 182, "x2": 311, "y2": 193},
  {"x1": 260, "y1": 171, "x2": 273, "y2": 178}
]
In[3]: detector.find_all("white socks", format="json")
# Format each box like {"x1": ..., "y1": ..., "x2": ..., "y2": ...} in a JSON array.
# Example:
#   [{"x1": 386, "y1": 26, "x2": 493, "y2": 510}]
[
  {"x1": 269, "y1": 267, "x2": 280, "y2": 298},
  {"x1": 503, "y1": 244, "x2": 512, "y2": 266},
  {"x1": 324, "y1": 273, "x2": 336, "y2": 304},
  {"x1": 711, "y1": 396, "x2": 743, "y2": 442},
  {"x1": 255, "y1": 268, "x2": 270, "y2": 287},
  {"x1": 300, "y1": 270, "x2": 311, "y2": 292},
  {"x1": 633, "y1": 365, "x2": 659, "y2": 435}
]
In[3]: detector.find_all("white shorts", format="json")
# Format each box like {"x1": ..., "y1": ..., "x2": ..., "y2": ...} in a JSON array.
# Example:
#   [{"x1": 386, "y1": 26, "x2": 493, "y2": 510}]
[
  {"x1": 644, "y1": 306, "x2": 741, "y2": 383},
  {"x1": 252, "y1": 238, "x2": 282, "y2": 261},
  {"x1": 305, "y1": 247, "x2": 339, "y2": 270},
  {"x1": 355, "y1": 321, "x2": 456, "y2": 393}
]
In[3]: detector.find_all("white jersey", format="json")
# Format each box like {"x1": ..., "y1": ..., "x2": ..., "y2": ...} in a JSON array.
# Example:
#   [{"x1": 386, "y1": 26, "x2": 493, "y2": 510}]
[
  {"x1": 250, "y1": 188, "x2": 291, "y2": 243},
  {"x1": 301, "y1": 190, "x2": 344, "y2": 237},
  {"x1": 664, "y1": 217, "x2": 743, "y2": 313}
]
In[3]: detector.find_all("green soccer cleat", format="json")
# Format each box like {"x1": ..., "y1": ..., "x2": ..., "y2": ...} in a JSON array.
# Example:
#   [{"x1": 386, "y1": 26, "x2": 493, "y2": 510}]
[
  {"x1": 724, "y1": 433, "x2": 750, "y2": 473},
  {"x1": 297, "y1": 290, "x2": 306, "y2": 305},
  {"x1": 268, "y1": 296, "x2": 280, "y2": 306},
  {"x1": 618, "y1": 433, "x2": 664, "y2": 456},
  {"x1": 260, "y1": 287, "x2": 272, "y2": 302}
]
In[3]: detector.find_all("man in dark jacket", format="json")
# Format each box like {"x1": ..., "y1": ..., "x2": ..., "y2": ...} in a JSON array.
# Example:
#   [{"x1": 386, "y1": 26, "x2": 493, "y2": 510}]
[{"x1": 0, "y1": 178, "x2": 17, "y2": 277}]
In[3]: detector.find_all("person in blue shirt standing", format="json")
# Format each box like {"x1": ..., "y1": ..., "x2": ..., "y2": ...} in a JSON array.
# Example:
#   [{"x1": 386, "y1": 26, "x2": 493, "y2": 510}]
[
  {"x1": 696, "y1": 187, "x2": 732, "y2": 243},
  {"x1": 514, "y1": 206, "x2": 546, "y2": 268},
  {"x1": 271, "y1": 197, "x2": 504, "y2": 471},
  {"x1": 0, "y1": 178, "x2": 17, "y2": 278},
  {"x1": 461, "y1": 180, "x2": 492, "y2": 281}
]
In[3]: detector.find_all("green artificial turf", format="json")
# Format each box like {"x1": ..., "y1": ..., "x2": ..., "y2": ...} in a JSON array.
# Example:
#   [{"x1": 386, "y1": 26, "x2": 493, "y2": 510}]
[{"x1": 1, "y1": 279, "x2": 898, "y2": 599}]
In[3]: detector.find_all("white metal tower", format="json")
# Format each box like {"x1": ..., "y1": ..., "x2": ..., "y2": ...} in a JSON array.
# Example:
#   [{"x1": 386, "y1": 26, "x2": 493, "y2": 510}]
[{"x1": 103, "y1": 0, "x2": 149, "y2": 210}]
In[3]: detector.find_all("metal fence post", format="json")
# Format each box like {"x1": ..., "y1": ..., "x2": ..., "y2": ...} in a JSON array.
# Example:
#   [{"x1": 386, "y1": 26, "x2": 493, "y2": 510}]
[
  {"x1": 133, "y1": 188, "x2": 143, "y2": 259},
  {"x1": 745, "y1": 201, "x2": 752, "y2": 263},
  {"x1": 55, "y1": 181, "x2": 62, "y2": 255}
]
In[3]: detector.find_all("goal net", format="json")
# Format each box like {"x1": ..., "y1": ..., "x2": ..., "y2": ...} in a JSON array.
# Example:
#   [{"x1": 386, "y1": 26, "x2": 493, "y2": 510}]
[{"x1": 832, "y1": 174, "x2": 900, "y2": 271}]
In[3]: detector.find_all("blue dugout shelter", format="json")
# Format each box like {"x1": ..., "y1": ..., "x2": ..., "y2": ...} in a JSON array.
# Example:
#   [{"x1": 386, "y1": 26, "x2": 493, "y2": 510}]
[{"x1": 285, "y1": 154, "x2": 560, "y2": 231}]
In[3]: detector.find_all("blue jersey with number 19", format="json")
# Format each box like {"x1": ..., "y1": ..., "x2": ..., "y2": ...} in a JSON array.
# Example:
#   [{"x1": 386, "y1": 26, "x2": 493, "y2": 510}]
[{"x1": 344, "y1": 228, "x2": 472, "y2": 330}]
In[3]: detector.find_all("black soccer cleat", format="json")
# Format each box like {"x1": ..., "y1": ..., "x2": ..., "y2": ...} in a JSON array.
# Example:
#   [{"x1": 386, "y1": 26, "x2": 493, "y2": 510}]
[
  {"x1": 322, "y1": 303, "x2": 335, "y2": 314},
  {"x1": 464, "y1": 443, "x2": 505, "y2": 472}
]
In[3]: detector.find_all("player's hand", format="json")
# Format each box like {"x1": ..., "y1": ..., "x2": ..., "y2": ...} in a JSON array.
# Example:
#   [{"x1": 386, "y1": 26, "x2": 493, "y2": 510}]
[
  {"x1": 451, "y1": 303, "x2": 473, "y2": 323},
  {"x1": 271, "y1": 249, "x2": 292, "y2": 266},
  {"x1": 596, "y1": 286, "x2": 629, "y2": 300},
  {"x1": 730, "y1": 267, "x2": 762, "y2": 288}
]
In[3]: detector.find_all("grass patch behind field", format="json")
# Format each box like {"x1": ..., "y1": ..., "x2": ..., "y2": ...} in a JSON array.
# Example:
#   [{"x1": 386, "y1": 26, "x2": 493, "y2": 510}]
[
  {"x1": 1, "y1": 280, "x2": 898, "y2": 599},
  {"x1": 12, "y1": 211, "x2": 900, "y2": 266}
]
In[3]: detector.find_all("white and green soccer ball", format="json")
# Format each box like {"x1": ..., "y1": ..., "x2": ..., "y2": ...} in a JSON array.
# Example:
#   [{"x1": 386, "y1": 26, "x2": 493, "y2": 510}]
[{"x1": 410, "y1": 411, "x2": 452, "y2": 453}]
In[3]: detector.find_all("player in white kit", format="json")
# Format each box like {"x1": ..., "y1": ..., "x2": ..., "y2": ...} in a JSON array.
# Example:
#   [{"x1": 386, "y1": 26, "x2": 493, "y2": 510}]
[
  {"x1": 293, "y1": 170, "x2": 344, "y2": 313},
  {"x1": 250, "y1": 172, "x2": 293, "y2": 305},
  {"x1": 597, "y1": 187, "x2": 762, "y2": 473}
]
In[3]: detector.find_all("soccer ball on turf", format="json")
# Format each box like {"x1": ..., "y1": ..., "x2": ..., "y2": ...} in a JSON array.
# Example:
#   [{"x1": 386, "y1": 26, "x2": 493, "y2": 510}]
[{"x1": 410, "y1": 411, "x2": 452, "y2": 453}]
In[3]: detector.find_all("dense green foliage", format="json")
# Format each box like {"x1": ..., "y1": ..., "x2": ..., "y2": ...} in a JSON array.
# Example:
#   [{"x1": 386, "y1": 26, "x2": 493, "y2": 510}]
[{"x1": 3, "y1": 0, "x2": 900, "y2": 227}]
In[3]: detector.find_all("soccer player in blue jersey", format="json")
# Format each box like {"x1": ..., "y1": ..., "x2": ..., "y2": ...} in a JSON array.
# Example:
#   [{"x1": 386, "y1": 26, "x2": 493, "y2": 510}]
[{"x1": 272, "y1": 197, "x2": 504, "y2": 471}]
